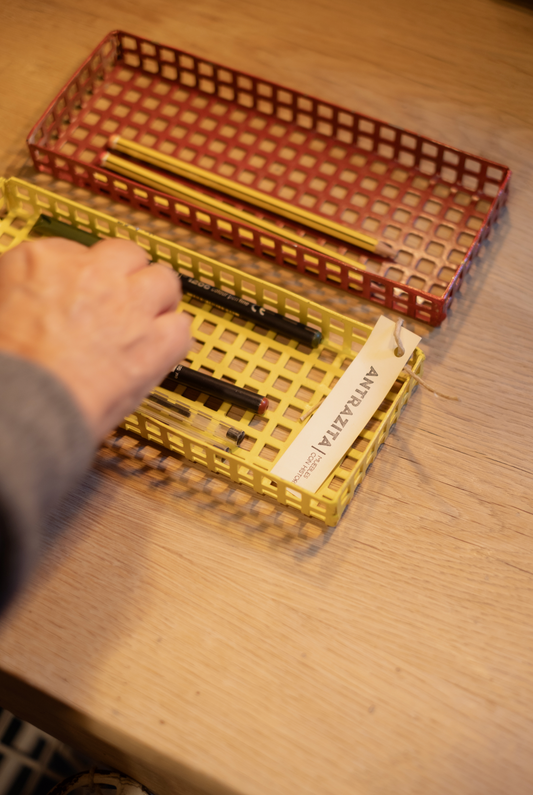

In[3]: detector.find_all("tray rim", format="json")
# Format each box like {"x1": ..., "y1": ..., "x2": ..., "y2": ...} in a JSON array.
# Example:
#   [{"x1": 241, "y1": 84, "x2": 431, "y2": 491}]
[
  {"x1": 25, "y1": 29, "x2": 511, "y2": 328},
  {"x1": 0, "y1": 175, "x2": 425, "y2": 526}
]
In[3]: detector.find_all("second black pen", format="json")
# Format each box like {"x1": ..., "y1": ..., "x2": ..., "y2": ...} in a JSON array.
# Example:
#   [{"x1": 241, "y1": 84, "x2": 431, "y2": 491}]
[
  {"x1": 180, "y1": 274, "x2": 322, "y2": 349},
  {"x1": 162, "y1": 365, "x2": 269, "y2": 415}
]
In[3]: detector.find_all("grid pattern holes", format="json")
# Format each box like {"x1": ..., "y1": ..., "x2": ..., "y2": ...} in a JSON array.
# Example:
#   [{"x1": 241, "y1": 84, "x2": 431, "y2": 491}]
[{"x1": 26, "y1": 29, "x2": 510, "y2": 328}]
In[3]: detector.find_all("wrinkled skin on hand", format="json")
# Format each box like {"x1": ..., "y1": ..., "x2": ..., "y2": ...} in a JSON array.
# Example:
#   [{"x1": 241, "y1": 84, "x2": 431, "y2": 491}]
[{"x1": 0, "y1": 237, "x2": 191, "y2": 440}]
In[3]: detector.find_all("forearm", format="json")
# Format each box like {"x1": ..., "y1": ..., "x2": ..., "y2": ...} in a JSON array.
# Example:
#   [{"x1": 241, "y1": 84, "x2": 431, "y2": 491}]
[
  {"x1": 0, "y1": 352, "x2": 95, "y2": 613},
  {"x1": 0, "y1": 236, "x2": 190, "y2": 614}
]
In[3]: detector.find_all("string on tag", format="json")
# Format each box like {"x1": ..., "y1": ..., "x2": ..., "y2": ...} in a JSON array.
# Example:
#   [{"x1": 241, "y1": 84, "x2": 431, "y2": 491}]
[
  {"x1": 400, "y1": 364, "x2": 459, "y2": 401},
  {"x1": 300, "y1": 318, "x2": 458, "y2": 422},
  {"x1": 393, "y1": 318, "x2": 406, "y2": 357},
  {"x1": 395, "y1": 319, "x2": 459, "y2": 401},
  {"x1": 300, "y1": 396, "x2": 326, "y2": 422}
]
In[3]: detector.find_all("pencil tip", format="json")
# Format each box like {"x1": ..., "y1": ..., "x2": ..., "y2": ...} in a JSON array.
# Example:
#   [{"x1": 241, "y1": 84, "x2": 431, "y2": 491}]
[{"x1": 375, "y1": 241, "x2": 396, "y2": 259}]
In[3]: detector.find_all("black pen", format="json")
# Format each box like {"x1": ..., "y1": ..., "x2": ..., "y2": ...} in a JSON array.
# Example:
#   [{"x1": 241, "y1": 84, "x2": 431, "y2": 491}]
[
  {"x1": 31, "y1": 214, "x2": 322, "y2": 348},
  {"x1": 162, "y1": 365, "x2": 269, "y2": 415},
  {"x1": 180, "y1": 274, "x2": 322, "y2": 348}
]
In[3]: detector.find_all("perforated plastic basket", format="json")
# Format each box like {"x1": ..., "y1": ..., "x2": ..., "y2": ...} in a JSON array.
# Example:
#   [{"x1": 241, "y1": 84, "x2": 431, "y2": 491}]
[
  {"x1": 0, "y1": 176, "x2": 424, "y2": 525},
  {"x1": 26, "y1": 30, "x2": 509, "y2": 326}
]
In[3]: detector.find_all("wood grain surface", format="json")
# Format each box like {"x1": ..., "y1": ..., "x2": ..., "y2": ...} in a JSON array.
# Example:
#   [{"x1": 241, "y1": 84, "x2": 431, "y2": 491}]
[{"x1": 1, "y1": 1, "x2": 533, "y2": 794}]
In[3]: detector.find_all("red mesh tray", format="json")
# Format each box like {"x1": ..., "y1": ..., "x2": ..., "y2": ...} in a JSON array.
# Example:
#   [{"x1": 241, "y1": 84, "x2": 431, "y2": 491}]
[{"x1": 27, "y1": 30, "x2": 510, "y2": 326}]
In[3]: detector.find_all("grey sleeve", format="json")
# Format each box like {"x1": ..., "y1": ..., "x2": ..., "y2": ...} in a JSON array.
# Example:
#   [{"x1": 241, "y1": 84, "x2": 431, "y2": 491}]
[{"x1": 0, "y1": 352, "x2": 95, "y2": 614}]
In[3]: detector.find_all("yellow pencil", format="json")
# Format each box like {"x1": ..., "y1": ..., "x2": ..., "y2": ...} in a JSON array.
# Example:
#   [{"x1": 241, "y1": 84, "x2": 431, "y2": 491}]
[
  {"x1": 100, "y1": 152, "x2": 388, "y2": 273},
  {"x1": 106, "y1": 135, "x2": 394, "y2": 259},
  {"x1": 100, "y1": 150, "x2": 372, "y2": 271}
]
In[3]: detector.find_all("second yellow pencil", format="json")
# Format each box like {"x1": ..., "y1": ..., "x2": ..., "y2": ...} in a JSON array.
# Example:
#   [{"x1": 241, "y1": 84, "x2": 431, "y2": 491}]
[
  {"x1": 100, "y1": 150, "x2": 375, "y2": 273},
  {"x1": 107, "y1": 135, "x2": 394, "y2": 259}
]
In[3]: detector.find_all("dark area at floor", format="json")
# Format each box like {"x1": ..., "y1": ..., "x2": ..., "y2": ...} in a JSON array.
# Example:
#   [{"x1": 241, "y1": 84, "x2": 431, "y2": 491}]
[{"x1": 0, "y1": 709, "x2": 94, "y2": 795}]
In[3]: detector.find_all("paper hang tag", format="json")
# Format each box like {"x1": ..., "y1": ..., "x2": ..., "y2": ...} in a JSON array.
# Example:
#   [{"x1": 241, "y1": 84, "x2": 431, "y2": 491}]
[{"x1": 270, "y1": 316, "x2": 421, "y2": 494}]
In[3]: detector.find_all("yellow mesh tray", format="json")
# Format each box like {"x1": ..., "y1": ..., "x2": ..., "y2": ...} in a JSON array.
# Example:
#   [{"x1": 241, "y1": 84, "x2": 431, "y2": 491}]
[{"x1": 0, "y1": 176, "x2": 424, "y2": 526}]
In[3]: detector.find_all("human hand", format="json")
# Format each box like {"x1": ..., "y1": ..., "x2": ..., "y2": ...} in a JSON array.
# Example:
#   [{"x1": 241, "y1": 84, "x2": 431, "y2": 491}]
[{"x1": 0, "y1": 237, "x2": 191, "y2": 441}]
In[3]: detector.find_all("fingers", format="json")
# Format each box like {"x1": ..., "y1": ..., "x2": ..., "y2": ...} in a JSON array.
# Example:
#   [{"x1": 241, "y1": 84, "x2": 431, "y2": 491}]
[
  {"x1": 140, "y1": 311, "x2": 192, "y2": 382},
  {"x1": 2, "y1": 238, "x2": 151, "y2": 287},
  {"x1": 130, "y1": 263, "x2": 182, "y2": 318},
  {"x1": 0, "y1": 234, "x2": 193, "y2": 443},
  {"x1": 0, "y1": 237, "x2": 84, "y2": 280},
  {"x1": 90, "y1": 238, "x2": 150, "y2": 275},
  {"x1": 89, "y1": 243, "x2": 182, "y2": 320},
  {"x1": 21, "y1": 237, "x2": 85, "y2": 256}
]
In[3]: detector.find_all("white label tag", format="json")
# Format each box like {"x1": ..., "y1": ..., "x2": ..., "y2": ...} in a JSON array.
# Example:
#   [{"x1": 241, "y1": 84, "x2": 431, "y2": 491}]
[{"x1": 270, "y1": 316, "x2": 421, "y2": 493}]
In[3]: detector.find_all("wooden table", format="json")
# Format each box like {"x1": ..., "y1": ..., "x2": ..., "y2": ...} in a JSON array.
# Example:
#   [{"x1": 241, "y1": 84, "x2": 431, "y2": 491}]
[{"x1": 1, "y1": 2, "x2": 533, "y2": 793}]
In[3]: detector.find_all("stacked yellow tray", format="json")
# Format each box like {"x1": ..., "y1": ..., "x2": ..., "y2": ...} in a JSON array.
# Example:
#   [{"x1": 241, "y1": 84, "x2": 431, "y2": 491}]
[{"x1": 0, "y1": 176, "x2": 424, "y2": 525}]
